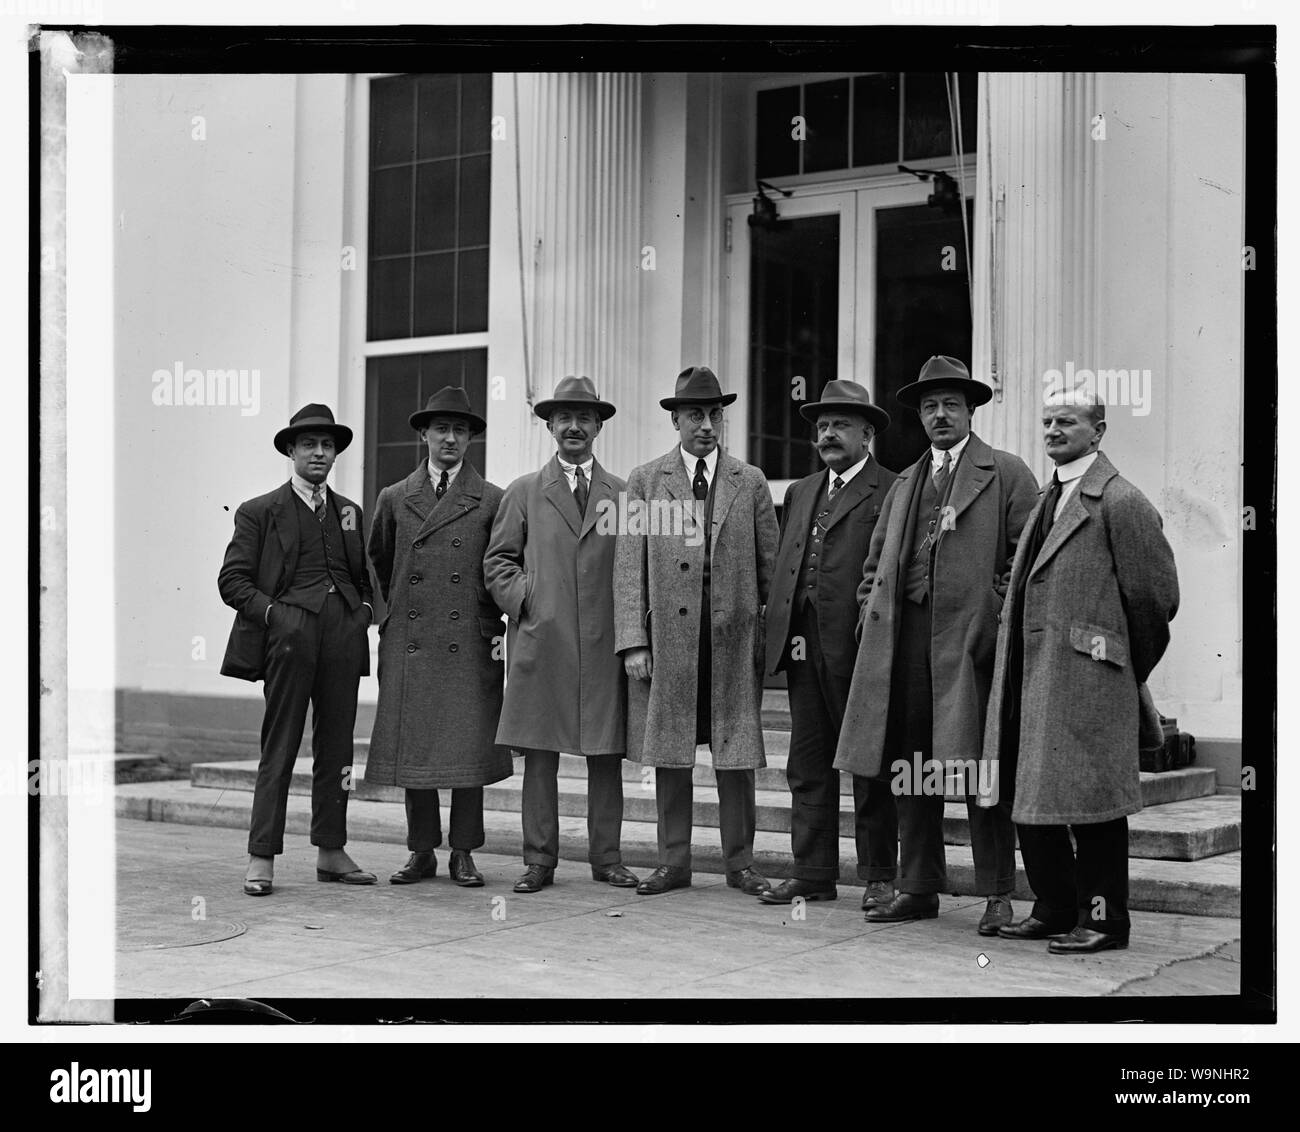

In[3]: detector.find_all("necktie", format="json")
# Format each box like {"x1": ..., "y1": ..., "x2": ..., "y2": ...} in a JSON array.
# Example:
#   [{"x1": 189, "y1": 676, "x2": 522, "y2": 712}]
[
  {"x1": 828, "y1": 475, "x2": 845, "y2": 500},
  {"x1": 933, "y1": 449, "x2": 952, "y2": 494},
  {"x1": 1028, "y1": 473, "x2": 1063, "y2": 566},
  {"x1": 692, "y1": 459, "x2": 709, "y2": 502},
  {"x1": 573, "y1": 465, "x2": 589, "y2": 515},
  {"x1": 435, "y1": 470, "x2": 449, "y2": 500},
  {"x1": 310, "y1": 484, "x2": 325, "y2": 521}
]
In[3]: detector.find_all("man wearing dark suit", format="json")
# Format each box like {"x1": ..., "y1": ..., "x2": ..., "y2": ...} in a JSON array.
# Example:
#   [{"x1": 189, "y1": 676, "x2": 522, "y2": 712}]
[
  {"x1": 758, "y1": 381, "x2": 898, "y2": 907},
  {"x1": 218, "y1": 404, "x2": 377, "y2": 897}
]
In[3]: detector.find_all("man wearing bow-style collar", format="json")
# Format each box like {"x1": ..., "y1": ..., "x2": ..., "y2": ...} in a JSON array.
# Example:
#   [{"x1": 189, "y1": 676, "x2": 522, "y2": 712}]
[
  {"x1": 485, "y1": 376, "x2": 638, "y2": 893},
  {"x1": 365, "y1": 386, "x2": 512, "y2": 890}
]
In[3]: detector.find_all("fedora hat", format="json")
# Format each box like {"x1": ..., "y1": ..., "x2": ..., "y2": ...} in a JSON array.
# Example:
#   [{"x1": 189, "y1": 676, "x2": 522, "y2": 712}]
[
  {"x1": 660, "y1": 365, "x2": 737, "y2": 410},
  {"x1": 273, "y1": 403, "x2": 353, "y2": 455},
  {"x1": 799, "y1": 379, "x2": 891, "y2": 433},
  {"x1": 895, "y1": 355, "x2": 992, "y2": 410},
  {"x1": 533, "y1": 375, "x2": 617, "y2": 421},
  {"x1": 409, "y1": 385, "x2": 487, "y2": 434}
]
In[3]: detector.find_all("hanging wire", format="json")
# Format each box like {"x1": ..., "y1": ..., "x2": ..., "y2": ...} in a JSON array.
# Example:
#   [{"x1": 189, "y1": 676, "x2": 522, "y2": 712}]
[
  {"x1": 947, "y1": 72, "x2": 975, "y2": 328},
  {"x1": 512, "y1": 73, "x2": 534, "y2": 407}
]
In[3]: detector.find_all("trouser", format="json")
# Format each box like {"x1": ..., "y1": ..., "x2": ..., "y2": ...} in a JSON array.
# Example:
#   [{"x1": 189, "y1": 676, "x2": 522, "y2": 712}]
[
  {"x1": 785, "y1": 606, "x2": 895, "y2": 882},
  {"x1": 404, "y1": 787, "x2": 485, "y2": 853},
  {"x1": 520, "y1": 749, "x2": 624, "y2": 868},
  {"x1": 1017, "y1": 818, "x2": 1131, "y2": 936},
  {"x1": 656, "y1": 766, "x2": 756, "y2": 872},
  {"x1": 887, "y1": 595, "x2": 1016, "y2": 896},
  {"x1": 248, "y1": 593, "x2": 365, "y2": 857}
]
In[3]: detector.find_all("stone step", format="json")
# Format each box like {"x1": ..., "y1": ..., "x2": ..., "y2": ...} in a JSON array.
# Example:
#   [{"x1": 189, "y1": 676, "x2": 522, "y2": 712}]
[
  {"x1": 115, "y1": 779, "x2": 1242, "y2": 918},
  {"x1": 189, "y1": 760, "x2": 1238, "y2": 861}
]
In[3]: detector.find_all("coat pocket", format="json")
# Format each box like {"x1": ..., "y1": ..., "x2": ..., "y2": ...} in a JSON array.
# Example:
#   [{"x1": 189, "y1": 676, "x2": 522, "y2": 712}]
[{"x1": 1068, "y1": 622, "x2": 1129, "y2": 669}]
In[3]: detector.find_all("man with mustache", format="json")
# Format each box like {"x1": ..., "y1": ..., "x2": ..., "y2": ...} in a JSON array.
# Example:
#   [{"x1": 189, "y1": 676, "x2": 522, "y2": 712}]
[
  {"x1": 485, "y1": 376, "x2": 637, "y2": 893},
  {"x1": 759, "y1": 381, "x2": 899, "y2": 906},
  {"x1": 834, "y1": 357, "x2": 1039, "y2": 933}
]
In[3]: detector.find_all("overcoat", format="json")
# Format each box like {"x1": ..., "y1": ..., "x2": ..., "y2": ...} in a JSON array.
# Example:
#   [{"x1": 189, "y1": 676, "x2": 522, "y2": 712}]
[
  {"x1": 218, "y1": 481, "x2": 373, "y2": 682},
  {"x1": 484, "y1": 455, "x2": 628, "y2": 756},
  {"x1": 979, "y1": 451, "x2": 1179, "y2": 825},
  {"x1": 613, "y1": 447, "x2": 779, "y2": 770},
  {"x1": 765, "y1": 458, "x2": 898, "y2": 678},
  {"x1": 833, "y1": 433, "x2": 1039, "y2": 778},
  {"x1": 364, "y1": 462, "x2": 513, "y2": 790}
]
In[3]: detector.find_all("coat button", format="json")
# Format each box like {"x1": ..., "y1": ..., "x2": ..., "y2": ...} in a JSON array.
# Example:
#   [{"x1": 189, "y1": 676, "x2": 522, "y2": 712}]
[
  {"x1": 789, "y1": 567, "x2": 796, "y2": 574},
  {"x1": 451, "y1": 572, "x2": 461, "y2": 583},
  {"x1": 414, "y1": 540, "x2": 424, "y2": 549},
  {"x1": 406, "y1": 643, "x2": 418, "y2": 653},
  {"x1": 679, "y1": 607, "x2": 688, "y2": 616},
  {"x1": 410, "y1": 574, "x2": 420, "y2": 584},
  {"x1": 450, "y1": 610, "x2": 460, "y2": 620},
  {"x1": 870, "y1": 611, "x2": 880, "y2": 621},
  {"x1": 408, "y1": 610, "x2": 418, "y2": 619},
  {"x1": 448, "y1": 642, "x2": 459, "y2": 653},
  {"x1": 452, "y1": 537, "x2": 462, "y2": 547},
  {"x1": 680, "y1": 562, "x2": 689, "y2": 570}
]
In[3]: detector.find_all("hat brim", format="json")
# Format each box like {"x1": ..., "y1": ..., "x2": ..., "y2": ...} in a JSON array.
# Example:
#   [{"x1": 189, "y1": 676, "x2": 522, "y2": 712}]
[
  {"x1": 533, "y1": 399, "x2": 617, "y2": 421},
  {"x1": 409, "y1": 409, "x2": 487, "y2": 434},
  {"x1": 660, "y1": 392, "x2": 738, "y2": 410},
  {"x1": 274, "y1": 422, "x2": 353, "y2": 455},
  {"x1": 895, "y1": 377, "x2": 993, "y2": 410},
  {"x1": 798, "y1": 401, "x2": 891, "y2": 433}
]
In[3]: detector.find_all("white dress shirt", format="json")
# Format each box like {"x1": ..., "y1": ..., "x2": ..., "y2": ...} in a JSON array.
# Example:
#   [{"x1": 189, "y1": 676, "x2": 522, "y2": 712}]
[
  {"x1": 680, "y1": 445, "x2": 718, "y2": 488},
  {"x1": 557, "y1": 455, "x2": 595, "y2": 491},
  {"x1": 929, "y1": 432, "x2": 971, "y2": 477},
  {"x1": 827, "y1": 453, "x2": 872, "y2": 498},
  {"x1": 428, "y1": 458, "x2": 464, "y2": 490},
  {"x1": 1051, "y1": 450, "x2": 1098, "y2": 520}
]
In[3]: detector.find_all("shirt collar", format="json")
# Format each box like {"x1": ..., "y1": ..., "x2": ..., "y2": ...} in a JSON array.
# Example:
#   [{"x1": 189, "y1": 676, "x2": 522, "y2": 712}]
[
  {"x1": 828, "y1": 453, "x2": 871, "y2": 489},
  {"x1": 290, "y1": 473, "x2": 327, "y2": 502},
  {"x1": 680, "y1": 445, "x2": 718, "y2": 477},
  {"x1": 558, "y1": 455, "x2": 594, "y2": 474},
  {"x1": 428, "y1": 459, "x2": 464, "y2": 484},
  {"x1": 1054, "y1": 450, "x2": 1098, "y2": 484},
  {"x1": 930, "y1": 433, "x2": 971, "y2": 471}
]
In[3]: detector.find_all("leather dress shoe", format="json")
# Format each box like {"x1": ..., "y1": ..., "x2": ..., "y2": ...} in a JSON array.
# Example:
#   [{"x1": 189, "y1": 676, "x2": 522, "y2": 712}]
[
  {"x1": 635, "y1": 866, "x2": 692, "y2": 895},
  {"x1": 758, "y1": 878, "x2": 837, "y2": 904},
  {"x1": 243, "y1": 878, "x2": 273, "y2": 897},
  {"x1": 389, "y1": 852, "x2": 438, "y2": 885},
  {"x1": 1048, "y1": 926, "x2": 1130, "y2": 954},
  {"x1": 997, "y1": 915, "x2": 1074, "y2": 941},
  {"x1": 863, "y1": 892, "x2": 939, "y2": 923},
  {"x1": 513, "y1": 864, "x2": 555, "y2": 893},
  {"x1": 861, "y1": 881, "x2": 894, "y2": 910},
  {"x1": 726, "y1": 867, "x2": 771, "y2": 896},
  {"x1": 317, "y1": 867, "x2": 377, "y2": 885},
  {"x1": 978, "y1": 895, "x2": 1015, "y2": 936},
  {"x1": 592, "y1": 864, "x2": 639, "y2": 887},
  {"x1": 449, "y1": 850, "x2": 485, "y2": 887}
]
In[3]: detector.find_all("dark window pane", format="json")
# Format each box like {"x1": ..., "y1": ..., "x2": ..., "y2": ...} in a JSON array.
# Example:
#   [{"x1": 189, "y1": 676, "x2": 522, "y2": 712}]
[
  {"x1": 756, "y1": 85, "x2": 800, "y2": 179},
  {"x1": 458, "y1": 155, "x2": 490, "y2": 247},
  {"x1": 414, "y1": 160, "x2": 456, "y2": 252},
  {"x1": 416, "y1": 74, "x2": 459, "y2": 160},
  {"x1": 371, "y1": 76, "x2": 415, "y2": 166},
  {"x1": 374, "y1": 354, "x2": 421, "y2": 438},
  {"x1": 853, "y1": 72, "x2": 900, "y2": 166},
  {"x1": 413, "y1": 253, "x2": 456, "y2": 337},
  {"x1": 377, "y1": 443, "x2": 422, "y2": 490},
  {"x1": 370, "y1": 165, "x2": 413, "y2": 257},
  {"x1": 456, "y1": 247, "x2": 489, "y2": 333},
  {"x1": 462, "y1": 347, "x2": 487, "y2": 394},
  {"x1": 904, "y1": 72, "x2": 953, "y2": 160},
  {"x1": 367, "y1": 258, "x2": 411, "y2": 341},
  {"x1": 418, "y1": 349, "x2": 466, "y2": 392},
  {"x1": 802, "y1": 78, "x2": 849, "y2": 174},
  {"x1": 461, "y1": 73, "x2": 493, "y2": 154},
  {"x1": 957, "y1": 71, "x2": 977, "y2": 154}
]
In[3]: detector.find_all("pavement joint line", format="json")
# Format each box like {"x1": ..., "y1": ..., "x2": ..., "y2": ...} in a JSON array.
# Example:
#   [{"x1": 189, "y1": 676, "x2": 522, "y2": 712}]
[{"x1": 1104, "y1": 935, "x2": 1244, "y2": 996}]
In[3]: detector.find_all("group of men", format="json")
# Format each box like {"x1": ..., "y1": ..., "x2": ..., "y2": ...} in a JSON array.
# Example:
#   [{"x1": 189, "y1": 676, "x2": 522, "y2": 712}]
[{"x1": 219, "y1": 355, "x2": 1178, "y2": 957}]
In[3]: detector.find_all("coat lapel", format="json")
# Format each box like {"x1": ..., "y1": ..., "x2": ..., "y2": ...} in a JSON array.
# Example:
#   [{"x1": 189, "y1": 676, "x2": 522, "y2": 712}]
[
  {"x1": 822, "y1": 458, "x2": 880, "y2": 533},
  {"x1": 542, "y1": 455, "x2": 583, "y2": 537},
  {"x1": 1029, "y1": 451, "x2": 1118, "y2": 578},
  {"x1": 944, "y1": 432, "x2": 996, "y2": 526},
  {"x1": 891, "y1": 451, "x2": 930, "y2": 574},
  {"x1": 658, "y1": 446, "x2": 693, "y2": 503},
  {"x1": 710, "y1": 451, "x2": 743, "y2": 534},
  {"x1": 580, "y1": 457, "x2": 617, "y2": 540},
  {"x1": 411, "y1": 463, "x2": 483, "y2": 541},
  {"x1": 783, "y1": 471, "x2": 821, "y2": 542}
]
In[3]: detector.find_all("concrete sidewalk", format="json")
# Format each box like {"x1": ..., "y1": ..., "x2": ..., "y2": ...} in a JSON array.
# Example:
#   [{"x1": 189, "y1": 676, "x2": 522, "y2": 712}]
[{"x1": 115, "y1": 818, "x2": 1241, "y2": 1002}]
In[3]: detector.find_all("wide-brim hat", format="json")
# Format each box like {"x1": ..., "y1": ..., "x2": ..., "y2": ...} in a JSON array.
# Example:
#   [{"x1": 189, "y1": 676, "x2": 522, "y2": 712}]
[
  {"x1": 409, "y1": 385, "x2": 487, "y2": 434},
  {"x1": 895, "y1": 355, "x2": 992, "y2": 410},
  {"x1": 660, "y1": 365, "x2": 737, "y2": 410},
  {"x1": 274, "y1": 403, "x2": 353, "y2": 455},
  {"x1": 534, "y1": 375, "x2": 617, "y2": 421},
  {"x1": 798, "y1": 379, "x2": 891, "y2": 433}
]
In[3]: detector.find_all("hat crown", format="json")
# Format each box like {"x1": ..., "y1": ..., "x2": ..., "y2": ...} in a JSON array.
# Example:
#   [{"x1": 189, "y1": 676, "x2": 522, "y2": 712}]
[
  {"x1": 673, "y1": 366, "x2": 724, "y2": 402},
  {"x1": 811, "y1": 380, "x2": 872, "y2": 407},
  {"x1": 289, "y1": 403, "x2": 337, "y2": 426},
  {"x1": 547, "y1": 375, "x2": 600, "y2": 402},
  {"x1": 418, "y1": 385, "x2": 474, "y2": 416},
  {"x1": 917, "y1": 355, "x2": 971, "y2": 384}
]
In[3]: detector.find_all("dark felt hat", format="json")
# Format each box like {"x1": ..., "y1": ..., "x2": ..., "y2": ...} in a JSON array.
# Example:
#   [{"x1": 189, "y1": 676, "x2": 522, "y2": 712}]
[
  {"x1": 895, "y1": 355, "x2": 992, "y2": 410},
  {"x1": 409, "y1": 385, "x2": 487, "y2": 434},
  {"x1": 798, "y1": 380, "x2": 891, "y2": 433},
  {"x1": 659, "y1": 365, "x2": 737, "y2": 410},
  {"x1": 534, "y1": 375, "x2": 617, "y2": 421},
  {"x1": 273, "y1": 403, "x2": 353, "y2": 455}
]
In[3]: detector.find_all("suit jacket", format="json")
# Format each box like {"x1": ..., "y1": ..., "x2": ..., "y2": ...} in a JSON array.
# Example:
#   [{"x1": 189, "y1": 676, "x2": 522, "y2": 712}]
[
  {"x1": 766, "y1": 457, "x2": 898, "y2": 678},
  {"x1": 484, "y1": 454, "x2": 628, "y2": 756},
  {"x1": 979, "y1": 451, "x2": 1179, "y2": 824},
  {"x1": 613, "y1": 447, "x2": 779, "y2": 769},
  {"x1": 217, "y1": 481, "x2": 373, "y2": 682},
  {"x1": 833, "y1": 433, "x2": 1039, "y2": 778}
]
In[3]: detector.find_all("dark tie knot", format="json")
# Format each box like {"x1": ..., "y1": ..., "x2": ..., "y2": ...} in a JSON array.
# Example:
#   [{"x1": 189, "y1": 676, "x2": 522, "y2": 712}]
[{"x1": 435, "y1": 470, "x2": 449, "y2": 500}]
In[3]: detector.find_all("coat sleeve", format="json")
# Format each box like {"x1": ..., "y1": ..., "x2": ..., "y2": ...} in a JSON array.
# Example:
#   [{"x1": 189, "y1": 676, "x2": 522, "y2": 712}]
[
  {"x1": 484, "y1": 480, "x2": 529, "y2": 621},
  {"x1": 217, "y1": 501, "x2": 272, "y2": 622},
  {"x1": 613, "y1": 467, "x2": 650, "y2": 654},
  {"x1": 998, "y1": 455, "x2": 1041, "y2": 596},
  {"x1": 754, "y1": 474, "x2": 779, "y2": 607},
  {"x1": 1106, "y1": 486, "x2": 1180, "y2": 683},
  {"x1": 366, "y1": 488, "x2": 396, "y2": 606}
]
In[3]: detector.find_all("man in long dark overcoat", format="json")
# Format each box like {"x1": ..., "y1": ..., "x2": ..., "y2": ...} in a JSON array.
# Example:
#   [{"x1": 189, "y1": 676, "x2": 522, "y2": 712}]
[
  {"x1": 614, "y1": 366, "x2": 779, "y2": 897},
  {"x1": 834, "y1": 356, "x2": 1039, "y2": 933},
  {"x1": 758, "y1": 380, "x2": 898, "y2": 907},
  {"x1": 484, "y1": 375, "x2": 636, "y2": 893},
  {"x1": 365, "y1": 386, "x2": 512, "y2": 888},
  {"x1": 981, "y1": 391, "x2": 1178, "y2": 952}
]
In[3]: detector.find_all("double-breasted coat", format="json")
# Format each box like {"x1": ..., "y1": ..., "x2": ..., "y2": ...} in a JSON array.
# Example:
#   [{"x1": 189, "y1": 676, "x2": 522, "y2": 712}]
[
  {"x1": 979, "y1": 451, "x2": 1179, "y2": 825},
  {"x1": 833, "y1": 433, "x2": 1039, "y2": 778},
  {"x1": 364, "y1": 462, "x2": 513, "y2": 790},
  {"x1": 484, "y1": 455, "x2": 628, "y2": 756},
  {"x1": 613, "y1": 447, "x2": 779, "y2": 770}
]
